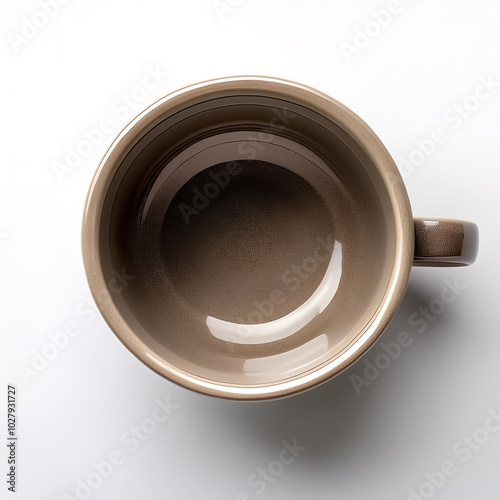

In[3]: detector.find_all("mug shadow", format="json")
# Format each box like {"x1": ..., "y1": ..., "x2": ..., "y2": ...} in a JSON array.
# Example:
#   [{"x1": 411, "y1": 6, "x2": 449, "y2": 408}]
[{"x1": 190, "y1": 271, "x2": 455, "y2": 467}]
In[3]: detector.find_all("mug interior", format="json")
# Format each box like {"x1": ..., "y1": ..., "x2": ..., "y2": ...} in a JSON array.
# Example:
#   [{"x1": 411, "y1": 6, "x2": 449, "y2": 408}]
[{"x1": 93, "y1": 82, "x2": 401, "y2": 396}]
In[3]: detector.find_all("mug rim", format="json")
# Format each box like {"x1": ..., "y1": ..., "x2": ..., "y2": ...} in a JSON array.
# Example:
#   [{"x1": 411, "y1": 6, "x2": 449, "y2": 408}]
[{"x1": 81, "y1": 76, "x2": 414, "y2": 400}]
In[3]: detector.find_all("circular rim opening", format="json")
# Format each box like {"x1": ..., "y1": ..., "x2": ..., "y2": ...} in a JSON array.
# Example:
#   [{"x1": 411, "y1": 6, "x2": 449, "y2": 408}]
[{"x1": 82, "y1": 76, "x2": 414, "y2": 400}]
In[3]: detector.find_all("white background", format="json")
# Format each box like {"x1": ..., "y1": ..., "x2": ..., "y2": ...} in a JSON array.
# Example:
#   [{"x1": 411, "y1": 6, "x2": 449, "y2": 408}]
[{"x1": 1, "y1": 1, "x2": 500, "y2": 499}]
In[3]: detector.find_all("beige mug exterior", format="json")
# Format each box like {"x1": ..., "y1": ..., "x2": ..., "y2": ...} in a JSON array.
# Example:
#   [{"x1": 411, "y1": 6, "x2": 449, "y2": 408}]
[{"x1": 81, "y1": 76, "x2": 478, "y2": 400}]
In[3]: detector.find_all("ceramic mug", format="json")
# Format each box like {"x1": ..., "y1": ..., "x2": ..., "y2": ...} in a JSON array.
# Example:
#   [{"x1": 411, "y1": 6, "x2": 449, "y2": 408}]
[{"x1": 82, "y1": 77, "x2": 478, "y2": 400}]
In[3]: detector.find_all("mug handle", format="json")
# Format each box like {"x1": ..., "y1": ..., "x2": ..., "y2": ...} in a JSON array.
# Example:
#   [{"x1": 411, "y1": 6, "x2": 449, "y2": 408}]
[{"x1": 413, "y1": 218, "x2": 479, "y2": 267}]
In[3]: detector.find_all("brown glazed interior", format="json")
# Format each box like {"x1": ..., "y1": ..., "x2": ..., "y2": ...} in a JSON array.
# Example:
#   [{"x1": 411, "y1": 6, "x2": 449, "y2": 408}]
[{"x1": 82, "y1": 77, "x2": 414, "y2": 399}]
